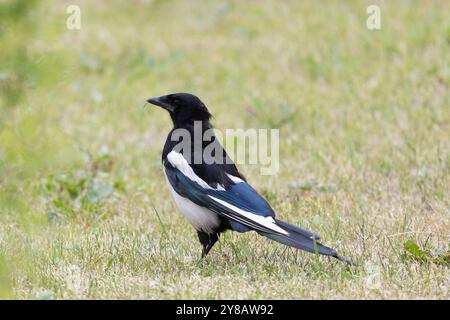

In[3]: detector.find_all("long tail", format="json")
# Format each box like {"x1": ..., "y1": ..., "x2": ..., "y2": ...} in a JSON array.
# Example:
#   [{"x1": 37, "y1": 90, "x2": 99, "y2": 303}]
[{"x1": 259, "y1": 219, "x2": 354, "y2": 265}]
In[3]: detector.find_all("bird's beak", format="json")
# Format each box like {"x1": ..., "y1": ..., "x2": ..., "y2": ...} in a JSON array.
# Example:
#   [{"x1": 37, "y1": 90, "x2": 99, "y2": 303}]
[{"x1": 146, "y1": 95, "x2": 175, "y2": 112}]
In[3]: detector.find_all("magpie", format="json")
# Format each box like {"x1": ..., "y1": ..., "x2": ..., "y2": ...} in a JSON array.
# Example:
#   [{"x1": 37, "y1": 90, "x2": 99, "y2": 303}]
[{"x1": 147, "y1": 93, "x2": 352, "y2": 265}]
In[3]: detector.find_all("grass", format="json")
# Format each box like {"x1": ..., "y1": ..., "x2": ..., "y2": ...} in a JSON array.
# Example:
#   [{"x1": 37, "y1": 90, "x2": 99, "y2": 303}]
[{"x1": 0, "y1": 0, "x2": 449, "y2": 299}]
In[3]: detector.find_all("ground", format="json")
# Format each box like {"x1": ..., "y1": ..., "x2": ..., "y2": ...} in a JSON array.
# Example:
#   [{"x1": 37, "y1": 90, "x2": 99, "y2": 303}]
[{"x1": 0, "y1": 0, "x2": 449, "y2": 299}]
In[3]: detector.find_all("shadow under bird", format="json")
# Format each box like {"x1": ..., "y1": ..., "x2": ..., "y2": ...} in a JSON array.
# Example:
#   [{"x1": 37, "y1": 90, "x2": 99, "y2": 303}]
[{"x1": 147, "y1": 93, "x2": 352, "y2": 265}]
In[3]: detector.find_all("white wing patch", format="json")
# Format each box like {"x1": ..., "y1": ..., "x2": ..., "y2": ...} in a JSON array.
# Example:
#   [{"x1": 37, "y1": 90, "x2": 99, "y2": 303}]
[
  {"x1": 167, "y1": 151, "x2": 225, "y2": 191},
  {"x1": 207, "y1": 195, "x2": 289, "y2": 235},
  {"x1": 227, "y1": 174, "x2": 245, "y2": 184}
]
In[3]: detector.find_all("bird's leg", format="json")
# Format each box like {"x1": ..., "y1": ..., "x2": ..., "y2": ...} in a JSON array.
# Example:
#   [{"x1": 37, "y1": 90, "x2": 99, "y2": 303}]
[
  {"x1": 197, "y1": 231, "x2": 209, "y2": 258},
  {"x1": 203, "y1": 233, "x2": 219, "y2": 258},
  {"x1": 197, "y1": 231, "x2": 219, "y2": 258}
]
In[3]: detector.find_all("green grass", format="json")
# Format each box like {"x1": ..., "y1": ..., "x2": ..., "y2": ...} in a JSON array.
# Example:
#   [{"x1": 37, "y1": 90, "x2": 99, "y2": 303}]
[{"x1": 0, "y1": 0, "x2": 449, "y2": 299}]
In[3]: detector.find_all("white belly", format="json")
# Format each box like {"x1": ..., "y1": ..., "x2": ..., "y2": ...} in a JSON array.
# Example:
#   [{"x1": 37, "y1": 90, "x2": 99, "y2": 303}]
[{"x1": 164, "y1": 171, "x2": 221, "y2": 234}]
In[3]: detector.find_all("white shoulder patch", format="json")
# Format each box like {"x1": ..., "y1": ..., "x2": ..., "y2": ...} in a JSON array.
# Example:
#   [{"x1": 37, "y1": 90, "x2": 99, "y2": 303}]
[
  {"x1": 227, "y1": 174, "x2": 245, "y2": 184},
  {"x1": 167, "y1": 151, "x2": 225, "y2": 191},
  {"x1": 208, "y1": 195, "x2": 289, "y2": 235}
]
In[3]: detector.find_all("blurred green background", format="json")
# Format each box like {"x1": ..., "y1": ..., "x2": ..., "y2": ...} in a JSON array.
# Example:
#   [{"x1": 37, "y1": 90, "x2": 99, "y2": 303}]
[{"x1": 0, "y1": 0, "x2": 448, "y2": 299}]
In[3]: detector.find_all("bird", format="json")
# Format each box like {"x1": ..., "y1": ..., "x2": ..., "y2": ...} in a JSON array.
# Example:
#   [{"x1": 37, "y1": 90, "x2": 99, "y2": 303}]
[{"x1": 147, "y1": 93, "x2": 352, "y2": 265}]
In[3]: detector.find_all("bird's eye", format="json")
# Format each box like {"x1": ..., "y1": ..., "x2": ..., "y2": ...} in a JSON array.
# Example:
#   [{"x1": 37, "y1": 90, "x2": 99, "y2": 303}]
[{"x1": 172, "y1": 98, "x2": 181, "y2": 105}]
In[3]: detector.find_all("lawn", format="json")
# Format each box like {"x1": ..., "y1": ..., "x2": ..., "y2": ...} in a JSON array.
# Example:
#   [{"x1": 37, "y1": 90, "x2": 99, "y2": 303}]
[{"x1": 0, "y1": 0, "x2": 449, "y2": 299}]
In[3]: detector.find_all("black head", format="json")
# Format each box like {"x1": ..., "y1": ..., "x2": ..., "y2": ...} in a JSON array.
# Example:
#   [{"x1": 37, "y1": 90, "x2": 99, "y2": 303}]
[{"x1": 147, "y1": 93, "x2": 212, "y2": 127}]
